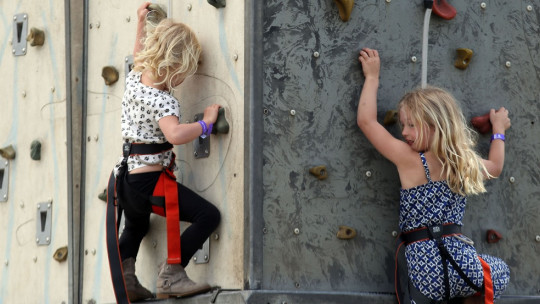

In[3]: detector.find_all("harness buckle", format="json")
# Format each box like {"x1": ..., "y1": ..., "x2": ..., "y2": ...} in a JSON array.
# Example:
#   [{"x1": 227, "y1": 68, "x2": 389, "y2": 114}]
[
  {"x1": 428, "y1": 224, "x2": 444, "y2": 240},
  {"x1": 121, "y1": 142, "x2": 131, "y2": 166}
]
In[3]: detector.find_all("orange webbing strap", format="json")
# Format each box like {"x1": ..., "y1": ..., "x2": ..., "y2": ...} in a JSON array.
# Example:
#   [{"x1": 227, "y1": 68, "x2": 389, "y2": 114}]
[
  {"x1": 479, "y1": 256, "x2": 494, "y2": 304},
  {"x1": 152, "y1": 170, "x2": 182, "y2": 264}
]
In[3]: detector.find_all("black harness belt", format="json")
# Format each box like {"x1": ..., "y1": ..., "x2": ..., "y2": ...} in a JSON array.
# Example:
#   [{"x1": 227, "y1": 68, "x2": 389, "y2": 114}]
[
  {"x1": 106, "y1": 142, "x2": 180, "y2": 304},
  {"x1": 395, "y1": 223, "x2": 493, "y2": 304}
]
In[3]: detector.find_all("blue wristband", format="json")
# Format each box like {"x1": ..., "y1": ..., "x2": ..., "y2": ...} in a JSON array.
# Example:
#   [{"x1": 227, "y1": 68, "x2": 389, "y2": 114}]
[{"x1": 490, "y1": 133, "x2": 505, "y2": 142}]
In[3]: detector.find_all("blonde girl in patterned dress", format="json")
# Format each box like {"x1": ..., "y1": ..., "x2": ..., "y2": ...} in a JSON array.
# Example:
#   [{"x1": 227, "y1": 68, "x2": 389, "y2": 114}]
[{"x1": 356, "y1": 48, "x2": 510, "y2": 304}]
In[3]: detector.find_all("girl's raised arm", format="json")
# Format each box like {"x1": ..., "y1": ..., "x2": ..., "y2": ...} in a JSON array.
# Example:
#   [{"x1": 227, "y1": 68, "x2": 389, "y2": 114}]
[
  {"x1": 482, "y1": 107, "x2": 511, "y2": 178},
  {"x1": 356, "y1": 48, "x2": 410, "y2": 165}
]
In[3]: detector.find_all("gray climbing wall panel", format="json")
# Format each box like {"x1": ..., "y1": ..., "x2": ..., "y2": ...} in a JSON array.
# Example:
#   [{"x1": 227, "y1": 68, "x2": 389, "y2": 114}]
[{"x1": 261, "y1": 0, "x2": 540, "y2": 298}]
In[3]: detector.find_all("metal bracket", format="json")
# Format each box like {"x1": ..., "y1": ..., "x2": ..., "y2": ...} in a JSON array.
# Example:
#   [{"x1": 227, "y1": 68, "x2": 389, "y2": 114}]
[
  {"x1": 36, "y1": 201, "x2": 53, "y2": 246},
  {"x1": 193, "y1": 238, "x2": 210, "y2": 264},
  {"x1": 0, "y1": 159, "x2": 8, "y2": 202},
  {"x1": 193, "y1": 113, "x2": 210, "y2": 159},
  {"x1": 12, "y1": 13, "x2": 28, "y2": 56},
  {"x1": 124, "y1": 55, "x2": 134, "y2": 80}
]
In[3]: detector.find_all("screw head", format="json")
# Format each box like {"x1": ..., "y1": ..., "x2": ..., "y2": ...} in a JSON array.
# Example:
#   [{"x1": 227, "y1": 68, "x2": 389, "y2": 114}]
[
  {"x1": 290, "y1": 109, "x2": 296, "y2": 116},
  {"x1": 527, "y1": 5, "x2": 533, "y2": 11},
  {"x1": 294, "y1": 228, "x2": 300, "y2": 235},
  {"x1": 366, "y1": 171, "x2": 372, "y2": 177},
  {"x1": 481, "y1": 2, "x2": 487, "y2": 9},
  {"x1": 505, "y1": 61, "x2": 511, "y2": 68},
  {"x1": 411, "y1": 56, "x2": 417, "y2": 63},
  {"x1": 313, "y1": 51, "x2": 320, "y2": 58}
]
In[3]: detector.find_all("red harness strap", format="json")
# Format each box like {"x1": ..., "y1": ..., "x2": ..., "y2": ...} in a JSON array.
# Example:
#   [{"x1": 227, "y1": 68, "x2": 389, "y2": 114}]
[
  {"x1": 479, "y1": 256, "x2": 494, "y2": 304},
  {"x1": 152, "y1": 169, "x2": 182, "y2": 264}
]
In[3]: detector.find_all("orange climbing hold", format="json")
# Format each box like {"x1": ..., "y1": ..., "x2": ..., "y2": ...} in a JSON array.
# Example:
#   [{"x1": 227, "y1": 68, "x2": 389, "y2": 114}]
[
  {"x1": 433, "y1": 0, "x2": 456, "y2": 20},
  {"x1": 334, "y1": 0, "x2": 354, "y2": 22}
]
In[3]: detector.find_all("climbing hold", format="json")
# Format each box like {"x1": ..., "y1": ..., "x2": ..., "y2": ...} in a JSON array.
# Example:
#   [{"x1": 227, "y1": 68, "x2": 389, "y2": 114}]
[
  {"x1": 208, "y1": 0, "x2": 226, "y2": 9},
  {"x1": 0, "y1": 145, "x2": 16, "y2": 160},
  {"x1": 336, "y1": 225, "x2": 357, "y2": 240},
  {"x1": 101, "y1": 66, "x2": 119, "y2": 86},
  {"x1": 53, "y1": 246, "x2": 68, "y2": 262},
  {"x1": 309, "y1": 166, "x2": 328, "y2": 180},
  {"x1": 334, "y1": 0, "x2": 354, "y2": 22},
  {"x1": 432, "y1": 0, "x2": 456, "y2": 20},
  {"x1": 454, "y1": 48, "x2": 473, "y2": 70},
  {"x1": 30, "y1": 140, "x2": 41, "y2": 160},
  {"x1": 98, "y1": 188, "x2": 107, "y2": 202},
  {"x1": 146, "y1": 4, "x2": 167, "y2": 25},
  {"x1": 470, "y1": 112, "x2": 491, "y2": 134},
  {"x1": 383, "y1": 110, "x2": 398, "y2": 126},
  {"x1": 486, "y1": 229, "x2": 502, "y2": 244},
  {"x1": 27, "y1": 27, "x2": 45, "y2": 46},
  {"x1": 211, "y1": 108, "x2": 230, "y2": 135}
]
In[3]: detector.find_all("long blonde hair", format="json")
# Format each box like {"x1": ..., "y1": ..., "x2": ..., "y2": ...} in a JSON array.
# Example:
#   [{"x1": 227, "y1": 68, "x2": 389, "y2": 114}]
[
  {"x1": 398, "y1": 86, "x2": 489, "y2": 196},
  {"x1": 134, "y1": 19, "x2": 201, "y2": 92}
]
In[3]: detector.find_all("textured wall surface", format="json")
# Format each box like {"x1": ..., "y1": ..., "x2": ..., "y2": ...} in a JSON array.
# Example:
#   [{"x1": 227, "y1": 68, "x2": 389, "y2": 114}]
[
  {"x1": 0, "y1": 1, "x2": 69, "y2": 303},
  {"x1": 262, "y1": 0, "x2": 540, "y2": 296}
]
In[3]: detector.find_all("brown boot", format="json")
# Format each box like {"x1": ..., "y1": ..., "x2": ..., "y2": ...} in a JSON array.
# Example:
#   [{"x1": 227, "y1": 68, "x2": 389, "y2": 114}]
[
  {"x1": 122, "y1": 258, "x2": 153, "y2": 302},
  {"x1": 156, "y1": 262, "x2": 211, "y2": 299}
]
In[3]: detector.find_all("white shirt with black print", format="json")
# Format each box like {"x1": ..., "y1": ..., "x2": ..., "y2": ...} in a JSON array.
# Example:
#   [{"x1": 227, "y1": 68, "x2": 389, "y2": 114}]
[{"x1": 115, "y1": 70, "x2": 179, "y2": 175}]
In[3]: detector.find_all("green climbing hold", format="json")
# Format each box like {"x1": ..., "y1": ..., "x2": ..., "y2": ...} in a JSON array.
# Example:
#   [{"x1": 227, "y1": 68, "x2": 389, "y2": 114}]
[
  {"x1": 30, "y1": 140, "x2": 41, "y2": 160},
  {"x1": 212, "y1": 108, "x2": 230, "y2": 134},
  {"x1": 208, "y1": 0, "x2": 226, "y2": 9}
]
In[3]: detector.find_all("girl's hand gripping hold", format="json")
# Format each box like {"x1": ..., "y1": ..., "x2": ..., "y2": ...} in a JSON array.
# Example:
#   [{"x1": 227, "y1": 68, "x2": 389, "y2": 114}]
[{"x1": 358, "y1": 48, "x2": 380, "y2": 80}]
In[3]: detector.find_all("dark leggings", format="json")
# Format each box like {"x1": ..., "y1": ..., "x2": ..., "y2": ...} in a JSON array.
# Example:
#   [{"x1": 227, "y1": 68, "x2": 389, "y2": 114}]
[{"x1": 119, "y1": 171, "x2": 221, "y2": 268}]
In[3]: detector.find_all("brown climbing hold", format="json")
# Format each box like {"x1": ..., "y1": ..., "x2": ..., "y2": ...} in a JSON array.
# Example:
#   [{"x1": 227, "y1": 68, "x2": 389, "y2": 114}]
[
  {"x1": 27, "y1": 27, "x2": 45, "y2": 46},
  {"x1": 334, "y1": 0, "x2": 354, "y2": 22},
  {"x1": 454, "y1": 48, "x2": 473, "y2": 70},
  {"x1": 101, "y1": 66, "x2": 119, "y2": 86},
  {"x1": 486, "y1": 229, "x2": 502, "y2": 244},
  {"x1": 470, "y1": 112, "x2": 492, "y2": 134},
  {"x1": 0, "y1": 145, "x2": 16, "y2": 160},
  {"x1": 53, "y1": 246, "x2": 68, "y2": 262},
  {"x1": 309, "y1": 166, "x2": 328, "y2": 180},
  {"x1": 336, "y1": 225, "x2": 357, "y2": 240},
  {"x1": 208, "y1": 0, "x2": 226, "y2": 9},
  {"x1": 383, "y1": 110, "x2": 398, "y2": 126}
]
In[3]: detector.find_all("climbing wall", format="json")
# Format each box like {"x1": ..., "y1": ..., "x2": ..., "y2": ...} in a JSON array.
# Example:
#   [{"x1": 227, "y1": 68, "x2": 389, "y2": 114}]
[
  {"x1": 82, "y1": 1, "x2": 245, "y2": 302},
  {"x1": 0, "y1": 1, "x2": 69, "y2": 304},
  {"x1": 261, "y1": 0, "x2": 540, "y2": 299}
]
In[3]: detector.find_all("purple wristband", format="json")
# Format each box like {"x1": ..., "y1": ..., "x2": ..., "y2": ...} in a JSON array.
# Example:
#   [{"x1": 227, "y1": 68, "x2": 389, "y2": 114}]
[
  {"x1": 490, "y1": 133, "x2": 505, "y2": 142},
  {"x1": 198, "y1": 120, "x2": 208, "y2": 137},
  {"x1": 207, "y1": 123, "x2": 213, "y2": 136}
]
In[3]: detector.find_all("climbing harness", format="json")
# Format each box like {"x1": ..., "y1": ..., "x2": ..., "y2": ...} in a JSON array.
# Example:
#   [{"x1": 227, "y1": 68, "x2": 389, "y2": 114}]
[
  {"x1": 106, "y1": 142, "x2": 181, "y2": 304},
  {"x1": 395, "y1": 223, "x2": 494, "y2": 304}
]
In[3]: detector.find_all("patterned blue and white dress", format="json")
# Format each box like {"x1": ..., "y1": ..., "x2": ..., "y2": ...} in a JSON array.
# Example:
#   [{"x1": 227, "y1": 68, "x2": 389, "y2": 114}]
[{"x1": 399, "y1": 152, "x2": 510, "y2": 301}]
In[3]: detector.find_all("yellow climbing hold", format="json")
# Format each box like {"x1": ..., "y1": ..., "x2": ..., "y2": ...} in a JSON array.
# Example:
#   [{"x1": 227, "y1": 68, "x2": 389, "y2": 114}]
[
  {"x1": 0, "y1": 145, "x2": 16, "y2": 160},
  {"x1": 335, "y1": 0, "x2": 354, "y2": 22},
  {"x1": 383, "y1": 110, "x2": 398, "y2": 126},
  {"x1": 336, "y1": 225, "x2": 357, "y2": 240},
  {"x1": 27, "y1": 27, "x2": 45, "y2": 47},
  {"x1": 101, "y1": 66, "x2": 119, "y2": 86},
  {"x1": 309, "y1": 165, "x2": 328, "y2": 180},
  {"x1": 454, "y1": 48, "x2": 473, "y2": 70}
]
